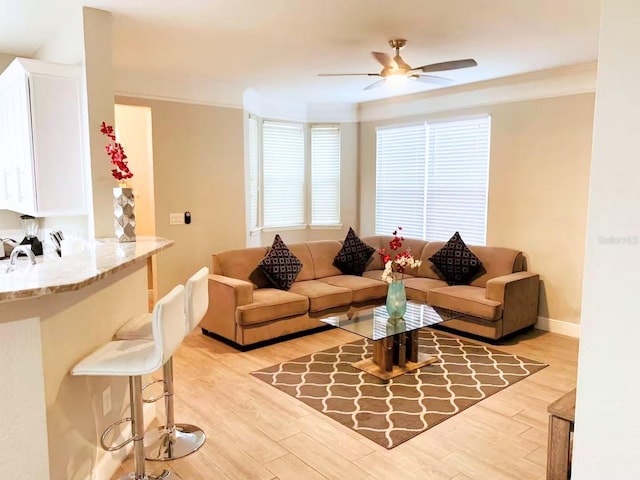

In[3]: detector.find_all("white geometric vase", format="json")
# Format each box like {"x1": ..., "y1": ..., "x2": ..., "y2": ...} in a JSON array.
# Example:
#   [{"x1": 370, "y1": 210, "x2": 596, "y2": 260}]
[{"x1": 113, "y1": 187, "x2": 136, "y2": 242}]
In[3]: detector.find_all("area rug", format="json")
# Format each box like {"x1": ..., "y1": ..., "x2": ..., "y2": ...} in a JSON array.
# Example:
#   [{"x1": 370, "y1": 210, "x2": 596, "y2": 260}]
[{"x1": 251, "y1": 329, "x2": 547, "y2": 449}]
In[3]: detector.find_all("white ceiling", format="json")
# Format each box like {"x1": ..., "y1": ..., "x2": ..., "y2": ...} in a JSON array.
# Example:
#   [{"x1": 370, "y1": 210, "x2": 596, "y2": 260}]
[{"x1": 0, "y1": 0, "x2": 601, "y2": 105}]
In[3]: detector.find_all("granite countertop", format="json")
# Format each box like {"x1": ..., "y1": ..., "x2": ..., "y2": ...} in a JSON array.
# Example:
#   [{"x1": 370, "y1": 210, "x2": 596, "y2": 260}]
[{"x1": 0, "y1": 236, "x2": 173, "y2": 301}]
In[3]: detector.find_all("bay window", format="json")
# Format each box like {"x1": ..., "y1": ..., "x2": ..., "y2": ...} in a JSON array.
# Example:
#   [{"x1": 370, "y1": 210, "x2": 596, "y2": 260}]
[{"x1": 248, "y1": 116, "x2": 341, "y2": 230}]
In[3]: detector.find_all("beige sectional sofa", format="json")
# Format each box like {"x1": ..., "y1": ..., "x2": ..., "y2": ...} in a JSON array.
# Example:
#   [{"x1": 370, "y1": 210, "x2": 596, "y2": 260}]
[{"x1": 200, "y1": 236, "x2": 540, "y2": 347}]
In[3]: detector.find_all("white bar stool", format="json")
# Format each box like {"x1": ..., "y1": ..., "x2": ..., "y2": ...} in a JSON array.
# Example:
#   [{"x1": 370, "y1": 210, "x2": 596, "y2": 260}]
[
  {"x1": 71, "y1": 285, "x2": 185, "y2": 480},
  {"x1": 115, "y1": 267, "x2": 209, "y2": 461}
]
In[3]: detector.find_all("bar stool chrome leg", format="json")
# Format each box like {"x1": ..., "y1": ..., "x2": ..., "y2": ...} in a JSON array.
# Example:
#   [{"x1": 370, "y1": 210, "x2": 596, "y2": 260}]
[
  {"x1": 143, "y1": 358, "x2": 206, "y2": 461},
  {"x1": 116, "y1": 376, "x2": 173, "y2": 480}
]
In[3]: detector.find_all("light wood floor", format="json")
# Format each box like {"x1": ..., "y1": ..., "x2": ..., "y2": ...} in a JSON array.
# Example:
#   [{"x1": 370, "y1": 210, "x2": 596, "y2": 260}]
[{"x1": 112, "y1": 327, "x2": 578, "y2": 480}]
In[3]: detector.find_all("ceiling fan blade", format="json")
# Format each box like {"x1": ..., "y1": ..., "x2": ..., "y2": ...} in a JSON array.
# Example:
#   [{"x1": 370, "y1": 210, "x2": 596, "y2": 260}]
[
  {"x1": 371, "y1": 51, "x2": 392, "y2": 67},
  {"x1": 318, "y1": 73, "x2": 380, "y2": 77},
  {"x1": 364, "y1": 79, "x2": 385, "y2": 90},
  {"x1": 411, "y1": 75, "x2": 454, "y2": 86},
  {"x1": 414, "y1": 59, "x2": 478, "y2": 73}
]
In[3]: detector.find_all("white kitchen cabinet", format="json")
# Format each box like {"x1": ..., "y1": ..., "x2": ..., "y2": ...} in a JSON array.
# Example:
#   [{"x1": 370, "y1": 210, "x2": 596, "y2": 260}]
[{"x1": 0, "y1": 58, "x2": 86, "y2": 216}]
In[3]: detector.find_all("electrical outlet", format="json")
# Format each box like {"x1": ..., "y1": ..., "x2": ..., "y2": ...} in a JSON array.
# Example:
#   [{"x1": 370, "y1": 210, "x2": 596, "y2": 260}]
[
  {"x1": 169, "y1": 213, "x2": 184, "y2": 225},
  {"x1": 102, "y1": 386, "x2": 112, "y2": 416}
]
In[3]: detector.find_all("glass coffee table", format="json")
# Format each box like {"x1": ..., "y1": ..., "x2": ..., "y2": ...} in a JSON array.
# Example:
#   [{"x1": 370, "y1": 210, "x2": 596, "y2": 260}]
[{"x1": 320, "y1": 302, "x2": 463, "y2": 380}]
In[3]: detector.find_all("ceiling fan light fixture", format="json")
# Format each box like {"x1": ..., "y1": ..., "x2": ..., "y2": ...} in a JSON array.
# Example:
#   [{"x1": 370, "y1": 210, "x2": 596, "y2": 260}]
[
  {"x1": 385, "y1": 73, "x2": 408, "y2": 84},
  {"x1": 317, "y1": 39, "x2": 478, "y2": 92}
]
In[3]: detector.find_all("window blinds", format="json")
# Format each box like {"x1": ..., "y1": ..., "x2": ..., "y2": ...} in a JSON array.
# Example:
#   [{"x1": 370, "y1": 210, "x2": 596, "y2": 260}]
[
  {"x1": 375, "y1": 124, "x2": 427, "y2": 239},
  {"x1": 311, "y1": 125, "x2": 341, "y2": 225},
  {"x1": 374, "y1": 116, "x2": 490, "y2": 246},
  {"x1": 262, "y1": 121, "x2": 305, "y2": 228},
  {"x1": 425, "y1": 117, "x2": 490, "y2": 245}
]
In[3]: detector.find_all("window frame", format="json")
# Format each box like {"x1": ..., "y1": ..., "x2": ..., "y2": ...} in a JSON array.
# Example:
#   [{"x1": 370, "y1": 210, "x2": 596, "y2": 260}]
[
  {"x1": 248, "y1": 114, "x2": 342, "y2": 233},
  {"x1": 374, "y1": 114, "x2": 491, "y2": 245}
]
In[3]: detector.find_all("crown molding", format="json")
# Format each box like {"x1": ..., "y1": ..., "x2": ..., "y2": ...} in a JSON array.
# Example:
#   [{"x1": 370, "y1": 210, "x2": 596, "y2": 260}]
[
  {"x1": 114, "y1": 90, "x2": 243, "y2": 110},
  {"x1": 114, "y1": 68, "x2": 246, "y2": 109},
  {"x1": 243, "y1": 88, "x2": 358, "y2": 123},
  {"x1": 357, "y1": 62, "x2": 598, "y2": 122}
]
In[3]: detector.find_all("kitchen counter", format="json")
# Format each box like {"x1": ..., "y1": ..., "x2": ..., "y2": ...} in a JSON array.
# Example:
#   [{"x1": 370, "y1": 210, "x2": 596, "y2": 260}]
[
  {"x1": 0, "y1": 236, "x2": 172, "y2": 301},
  {"x1": 0, "y1": 236, "x2": 173, "y2": 479}
]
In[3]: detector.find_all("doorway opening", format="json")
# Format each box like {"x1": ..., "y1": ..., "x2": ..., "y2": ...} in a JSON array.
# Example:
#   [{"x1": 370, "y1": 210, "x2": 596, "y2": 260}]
[{"x1": 114, "y1": 104, "x2": 157, "y2": 308}]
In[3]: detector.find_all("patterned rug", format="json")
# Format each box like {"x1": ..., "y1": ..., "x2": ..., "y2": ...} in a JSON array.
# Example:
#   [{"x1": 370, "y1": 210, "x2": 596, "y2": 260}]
[{"x1": 251, "y1": 329, "x2": 547, "y2": 449}]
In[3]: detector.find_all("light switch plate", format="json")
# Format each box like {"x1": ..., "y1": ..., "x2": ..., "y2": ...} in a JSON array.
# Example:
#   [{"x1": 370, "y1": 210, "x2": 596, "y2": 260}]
[{"x1": 169, "y1": 213, "x2": 184, "y2": 225}]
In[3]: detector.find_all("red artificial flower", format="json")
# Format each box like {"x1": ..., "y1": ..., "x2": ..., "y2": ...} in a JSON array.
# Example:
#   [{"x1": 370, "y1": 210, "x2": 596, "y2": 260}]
[
  {"x1": 100, "y1": 122, "x2": 133, "y2": 182},
  {"x1": 377, "y1": 226, "x2": 416, "y2": 274}
]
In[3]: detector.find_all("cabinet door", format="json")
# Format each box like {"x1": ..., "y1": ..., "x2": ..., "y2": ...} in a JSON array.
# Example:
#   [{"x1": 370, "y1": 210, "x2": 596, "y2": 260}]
[
  {"x1": 29, "y1": 73, "x2": 84, "y2": 215},
  {"x1": 0, "y1": 73, "x2": 34, "y2": 213},
  {"x1": 0, "y1": 82, "x2": 9, "y2": 207}
]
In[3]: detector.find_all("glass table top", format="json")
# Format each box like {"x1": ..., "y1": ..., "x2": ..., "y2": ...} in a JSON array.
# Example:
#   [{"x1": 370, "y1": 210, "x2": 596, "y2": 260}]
[{"x1": 319, "y1": 301, "x2": 464, "y2": 341}]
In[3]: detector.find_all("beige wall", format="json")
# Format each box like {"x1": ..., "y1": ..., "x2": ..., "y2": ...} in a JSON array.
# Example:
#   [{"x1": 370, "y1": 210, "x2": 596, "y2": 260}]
[
  {"x1": 116, "y1": 96, "x2": 246, "y2": 296},
  {"x1": 81, "y1": 8, "x2": 116, "y2": 238},
  {"x1": 488, "y1": 95, "x2": 594, "y2": 324},
  {"x1": 0, "y1": 209, "x2": 21, "y2": 230},
  {"x1": 0, "y1": 53, "x2": 15, "y2": 71},
  {"x1": 360, "y1": 93, "x2": 594, "y2": 325}
]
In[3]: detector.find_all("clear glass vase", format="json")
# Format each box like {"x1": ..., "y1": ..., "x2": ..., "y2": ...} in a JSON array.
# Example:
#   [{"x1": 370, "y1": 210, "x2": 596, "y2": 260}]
[{"x1": 386, "y1": 280, "x2": 407, "y2": 319}]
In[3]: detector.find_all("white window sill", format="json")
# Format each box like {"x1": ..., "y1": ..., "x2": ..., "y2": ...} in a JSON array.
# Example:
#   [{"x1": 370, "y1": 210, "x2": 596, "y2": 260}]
[
  {"x1": 257, "y1": 223, "x2": 343, "y2": 233},
  {"x1": 261, "y1": 224, "x2": 307, "y2": 233},
  {"x1": 309, "y1": 224, "x2": 343, "y2": 230}
]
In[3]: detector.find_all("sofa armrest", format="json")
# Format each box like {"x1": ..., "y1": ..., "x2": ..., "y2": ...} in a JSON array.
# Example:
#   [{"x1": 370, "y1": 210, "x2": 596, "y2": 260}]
[
  {"x1": 486, "y1": 272, "x2": 540, "y2": 336},
  {"x1": 199, "y1": 274, "x2": 254, "y2": 342},
  {"x1": 209, "y1": 274, "x2": 254, "y2": 305}
]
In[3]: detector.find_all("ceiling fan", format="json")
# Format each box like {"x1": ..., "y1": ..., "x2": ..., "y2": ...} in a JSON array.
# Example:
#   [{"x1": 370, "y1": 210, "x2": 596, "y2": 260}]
[{"x1": 318, "y1": 39, "x2": 477, "y2": 90}]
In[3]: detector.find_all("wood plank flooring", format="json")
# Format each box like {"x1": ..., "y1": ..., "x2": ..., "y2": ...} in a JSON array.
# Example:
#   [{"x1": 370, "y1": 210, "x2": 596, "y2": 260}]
[{"x1": 112, "y1": 327, "x2": 578, "y2": 480}]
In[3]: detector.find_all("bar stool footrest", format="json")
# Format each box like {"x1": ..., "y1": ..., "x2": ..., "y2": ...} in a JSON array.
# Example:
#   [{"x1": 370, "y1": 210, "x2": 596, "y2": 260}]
[
  {"x1": 142, "y1": 378, "x2": 168, "y2": 404},
  {"x1": 101, "y1": 417, "x2": 135, "y2": 452}
]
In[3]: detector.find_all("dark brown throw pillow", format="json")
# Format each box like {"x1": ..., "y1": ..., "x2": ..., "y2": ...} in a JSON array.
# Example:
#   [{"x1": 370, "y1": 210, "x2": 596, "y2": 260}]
[
  {"x1": 429, "y1": 232, "x2": 483, "y2": 285},
  {"x1": 258, "y1": 234, "x2": 302, "y2": 290},
  {"x1": 333, "y1": 227, "x2": 376, "y2": 276}
]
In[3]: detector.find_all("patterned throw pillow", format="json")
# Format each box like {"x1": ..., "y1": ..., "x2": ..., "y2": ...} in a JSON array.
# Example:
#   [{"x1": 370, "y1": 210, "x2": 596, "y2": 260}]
[
  {"x1": 333, "y1": 227, "x2": 376, "y2": 276},
  {"x1": 259, "y1": 234, "x2": 303, "y2": 290},
  {"x1": 429, "y1": 232, "x2": 483, "y2": 286}
]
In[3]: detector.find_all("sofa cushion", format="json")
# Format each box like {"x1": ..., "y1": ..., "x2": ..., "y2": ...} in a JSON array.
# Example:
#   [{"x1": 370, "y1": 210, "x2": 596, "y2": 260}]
[
  {"x1": 287, "y1": 243, "x2": 315, "y2": 281},
  {"x1": 259, "y1": 235, "x2": 303, "y2": 290},
  {"x1": 362, "y1": 270, "x2": 416, "y2": 282},
  {"x1": 428, "y1": 286, "x2": 502, "y2": 321},
  {"x1": 403, "y1": 277, "x2": 449, "y2": 303},
  {"x1": 305, "y1": 240, "x2": 343, "y2": 279},
  {"x1": 319, "y1": 275, "x2": 387, "y2": 303},
  {"x1": 417, "y1": 242, "x2": 446, "y2": 280},
  {"x1": 289, "y1": 280, "x2": 352, "y2": 312},
  {"x1": 360, "y1": 236, "x2": 384, "y2": 270},
  {"x1": 363, "y1": 235, "x2": 427, "y2": 276},
  {"x1": 214, "y1": 247, "x2": 271, "y2": 288},
  {"x1": 429, "y1": 232, "x2": 483, "y2": 285},
  {"x1": 236, "y1": 289, "x2": 309, "y2": 326},
  {"x1": 333, "y1": 228, "x2": 376, "y2": 276},
  {"x1": 362, "y1": 269, "x2": 385, "y2": 281}
]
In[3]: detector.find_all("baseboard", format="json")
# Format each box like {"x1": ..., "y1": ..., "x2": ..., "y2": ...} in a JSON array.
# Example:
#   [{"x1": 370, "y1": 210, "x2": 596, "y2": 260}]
[
  {"x1": 92, "y1": 402, "x2": 156, "y2": 480},
  {"x1": 535, "y1": 316, "x2": 580, "y2": 338}
]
